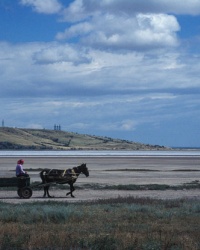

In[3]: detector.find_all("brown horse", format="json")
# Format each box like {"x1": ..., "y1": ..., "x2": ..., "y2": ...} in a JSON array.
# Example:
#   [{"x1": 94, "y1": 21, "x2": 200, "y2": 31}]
[{"x1": 40, "y1": 163, "x2": 89, "y2": 198}]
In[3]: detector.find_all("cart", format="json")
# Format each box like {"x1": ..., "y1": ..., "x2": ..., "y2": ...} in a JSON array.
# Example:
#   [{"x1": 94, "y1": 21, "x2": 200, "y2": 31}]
[
  {"x1": 0, "y1": 176, "x2": 74, "y2": 199},
  {"x1": 0, "y1": 176, "x2": 32, "y2": 199}
]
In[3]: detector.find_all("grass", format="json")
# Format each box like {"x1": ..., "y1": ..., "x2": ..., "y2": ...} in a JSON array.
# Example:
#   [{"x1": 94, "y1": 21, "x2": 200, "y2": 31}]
[
  {"x1": 106, "y1": 168, "x2": 200, "y2": 172},
  {"x1": 0, "y1": 197, "x2": 200, "y2": 249},
  {"x1": 103, "y1": 182, "x2": 200, "y2": 191},
  {"x1": 0, "y1": 127, "x2": 166, "y2": 150},
  {"x1": 104, "y1": 168, "x2": 160, "y2": 172},
  {"x1": 81, "y1": 180, "x2": 200, "y2": 191},
  {"x1": 1, "y1": 180, "x2": 200, "y2": 192}
]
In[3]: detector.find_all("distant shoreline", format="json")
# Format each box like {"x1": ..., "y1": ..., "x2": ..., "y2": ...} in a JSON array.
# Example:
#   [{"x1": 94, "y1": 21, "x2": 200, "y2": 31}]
[{"x1": 0, "y1": 149, "x2": 200, "y2": 157}]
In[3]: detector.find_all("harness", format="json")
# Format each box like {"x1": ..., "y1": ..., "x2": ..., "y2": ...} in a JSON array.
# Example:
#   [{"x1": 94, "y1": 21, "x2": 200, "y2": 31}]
[
  {"x1": 62, "y1": 168, "x2": 78, "y2": 179},
  {"x1": 62, "y1": 169, "x2": 67, "y2": 177},
  {"x1": 71, "y1": 169, "x2": 78, "y2": 180}
]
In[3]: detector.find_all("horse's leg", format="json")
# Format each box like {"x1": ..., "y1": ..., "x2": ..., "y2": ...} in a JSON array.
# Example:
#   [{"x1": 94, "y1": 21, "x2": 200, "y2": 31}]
[
  {"x1": 71, "y1": 185, "x2": 75, "y2": 198},
  {"x1": 66, "y1": 182, "x2": 72, "y2": 196},
  {"x1": 46, "y1": 185, "x2": 54, "y2": 198},
  {"x1": 43, "y1": 187, "x2": 47, "y2": 197},
  {"x1": 44, "y1": 186, "x2": 52, "y2": 197},
  {"x1": 66, "y1": 183, "x2": 75, "y2": 198},
  {"x1": 43, "y1": 185, "x2": 53, "y2": 198}
]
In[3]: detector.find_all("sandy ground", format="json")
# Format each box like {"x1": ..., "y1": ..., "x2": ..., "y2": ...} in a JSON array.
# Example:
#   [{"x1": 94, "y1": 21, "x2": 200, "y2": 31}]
[{"x1": 0, "y1": 155, "x2": 200, "y2": 203}]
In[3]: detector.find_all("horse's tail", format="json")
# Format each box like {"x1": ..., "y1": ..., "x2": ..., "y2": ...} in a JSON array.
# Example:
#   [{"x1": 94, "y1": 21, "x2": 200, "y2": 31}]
[{"x1": 40, "y1": 169, "x2": 49, "y2": 182}]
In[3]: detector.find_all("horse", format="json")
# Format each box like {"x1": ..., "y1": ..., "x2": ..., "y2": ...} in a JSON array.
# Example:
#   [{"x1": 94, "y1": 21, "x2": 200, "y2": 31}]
[{"x1": 39, "y1": 163, "x2": 89, "y2": 198}]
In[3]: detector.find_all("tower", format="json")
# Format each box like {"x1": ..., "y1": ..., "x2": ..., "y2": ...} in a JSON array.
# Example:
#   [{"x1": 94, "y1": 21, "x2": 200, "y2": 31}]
[{"x1": 54, "y1": 124, "x2": 61, "y2": 131}]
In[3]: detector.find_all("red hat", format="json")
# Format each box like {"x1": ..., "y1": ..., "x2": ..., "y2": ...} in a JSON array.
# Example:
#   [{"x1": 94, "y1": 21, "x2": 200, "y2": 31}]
[{"x1": 17, "y1": 159, "x2": 24, "y2": 164}]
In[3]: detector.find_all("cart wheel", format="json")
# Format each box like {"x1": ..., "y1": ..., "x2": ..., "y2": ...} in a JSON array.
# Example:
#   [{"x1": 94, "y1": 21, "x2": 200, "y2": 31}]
[
  {"x1": 17, "y1": 188, "x2": 23, "y2": 198},
  {"x1": 21, "y1": 187, "x2": 32, "y2": 199}
]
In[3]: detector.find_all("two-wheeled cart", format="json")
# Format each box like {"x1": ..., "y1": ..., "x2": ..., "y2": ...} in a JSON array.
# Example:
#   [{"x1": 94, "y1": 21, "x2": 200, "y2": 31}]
[
  {"x1": 0, "y1": 177, "x2": 63, "y2": 199},
  {"x1": 0, "y1": 176, "x2": 32, "y2": 199}
]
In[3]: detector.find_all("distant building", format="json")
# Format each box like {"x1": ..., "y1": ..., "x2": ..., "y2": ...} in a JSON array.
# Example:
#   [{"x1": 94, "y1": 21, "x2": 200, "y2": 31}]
[{"x1": 2, "y1": 120, "x2": 4, "y2": 127}]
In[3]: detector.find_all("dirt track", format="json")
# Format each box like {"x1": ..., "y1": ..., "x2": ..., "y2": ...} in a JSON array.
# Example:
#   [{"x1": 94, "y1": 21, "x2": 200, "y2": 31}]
[{"x1": 0, "y1": 155, "x2": 200, "y2": 203}]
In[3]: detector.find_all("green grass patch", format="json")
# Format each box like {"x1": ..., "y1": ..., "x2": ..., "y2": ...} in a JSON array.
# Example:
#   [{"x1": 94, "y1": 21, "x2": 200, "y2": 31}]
[
  {"x1": 0, "y1": 197, "x2": 200, "y2": 249},
  {"x1": 1, "y1": 181, "x2": 200, "y2": 192},
  {"x1": 105, "y1": 168, "x2": 160, "y2": 172},
  {"x1": 82, "y1": 180, "x2": 200, "y2": 191},
  {"x1": 172, "y1": 169, "x2": 200, "y2": 172}
]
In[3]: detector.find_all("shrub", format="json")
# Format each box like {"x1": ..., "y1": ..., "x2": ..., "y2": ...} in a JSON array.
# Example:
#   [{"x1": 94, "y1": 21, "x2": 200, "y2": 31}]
[{"x1": 0, "y1": 198, "x2": 200, "y2": 249}]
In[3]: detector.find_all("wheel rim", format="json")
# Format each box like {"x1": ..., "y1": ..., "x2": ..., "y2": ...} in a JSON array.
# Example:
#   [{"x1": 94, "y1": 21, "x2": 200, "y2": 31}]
[{"x1": 21, "y1": 188, "x2": 32, "y2": 199}]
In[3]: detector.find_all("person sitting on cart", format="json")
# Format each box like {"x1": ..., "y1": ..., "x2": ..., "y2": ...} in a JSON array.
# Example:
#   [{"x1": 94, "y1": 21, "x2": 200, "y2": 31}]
[{"x1": 16, "y1": 159, "x2": 29, "y2": 177}]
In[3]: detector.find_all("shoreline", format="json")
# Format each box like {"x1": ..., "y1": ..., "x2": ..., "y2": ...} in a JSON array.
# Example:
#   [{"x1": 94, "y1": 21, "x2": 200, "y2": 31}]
[{"x1": 0, "y1": 149, "x2": 200, "y2": 158}]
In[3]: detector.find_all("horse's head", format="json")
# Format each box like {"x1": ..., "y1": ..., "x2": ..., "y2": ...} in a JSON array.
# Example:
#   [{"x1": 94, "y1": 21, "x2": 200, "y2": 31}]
[{"x1": 79, "y1": 163, "x2": 89, "y2": 177}]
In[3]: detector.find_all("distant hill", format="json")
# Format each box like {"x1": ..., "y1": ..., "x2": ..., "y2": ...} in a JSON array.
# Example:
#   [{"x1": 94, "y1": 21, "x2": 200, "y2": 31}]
[{"x1": 0, "y1": 127, "x2": 169, "y2": 150}]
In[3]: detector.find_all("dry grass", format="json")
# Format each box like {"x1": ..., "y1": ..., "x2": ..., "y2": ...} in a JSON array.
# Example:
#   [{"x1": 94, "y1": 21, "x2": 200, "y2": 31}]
[
  {"x1": 0, "y1": 127, "x2": 167, "y2": 150},
  {"x1": 0, "y1": 197, "x2": 200, "y2": 249}
]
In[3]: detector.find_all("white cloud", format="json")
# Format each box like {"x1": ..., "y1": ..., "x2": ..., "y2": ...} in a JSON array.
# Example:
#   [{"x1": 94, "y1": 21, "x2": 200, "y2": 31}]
[
  {"x1": 27, "y1": 123, "x2": 44, "y2": 129},
  {"x1": 33, "y1": 43, "x2": 91, "y2": 65},
  {"x1": 0, "y1": 0, "x2": 200, "y2": 147},
  {"x1": 19, "y1": 0, "x2": 200, "y2": 18},
  {"x1": 57, "y1": 13, "x2": 179, "y2": 51},
  {"x1": 56, "y1": 22, "x2": 93, "y2": 40},
  {"x1": 61, "y1": 0, "x2": 90, "y2": 22},
  {"x1": 79, "y1": 0, "x2": 200, "y2": 15},
  {"x1": 20, "y1": 0, "x2": 63, "y2": 14},
  {"x1": 121, "y1": 120, "x2": 137, "y2": 131},
  {"x1": 1, "y1": 41, "x2": 200, "y2": 100}
]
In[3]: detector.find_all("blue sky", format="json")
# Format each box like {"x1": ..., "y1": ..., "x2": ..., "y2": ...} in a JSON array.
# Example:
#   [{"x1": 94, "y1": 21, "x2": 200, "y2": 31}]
[{"x1": 0, "y1": 0, "x2": 200, "y2": 147}]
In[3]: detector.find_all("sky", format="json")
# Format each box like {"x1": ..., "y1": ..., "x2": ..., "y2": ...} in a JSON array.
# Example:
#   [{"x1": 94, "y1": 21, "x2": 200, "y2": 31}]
[{"x1": 0, "y1": 0, "x2": 200, "y2": 148}]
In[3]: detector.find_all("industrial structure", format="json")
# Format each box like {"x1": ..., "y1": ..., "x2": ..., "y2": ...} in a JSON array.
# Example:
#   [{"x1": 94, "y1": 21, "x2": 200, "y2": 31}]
[{"x1": 54, "y1": 124, "x2": 61, "y2": 131}]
